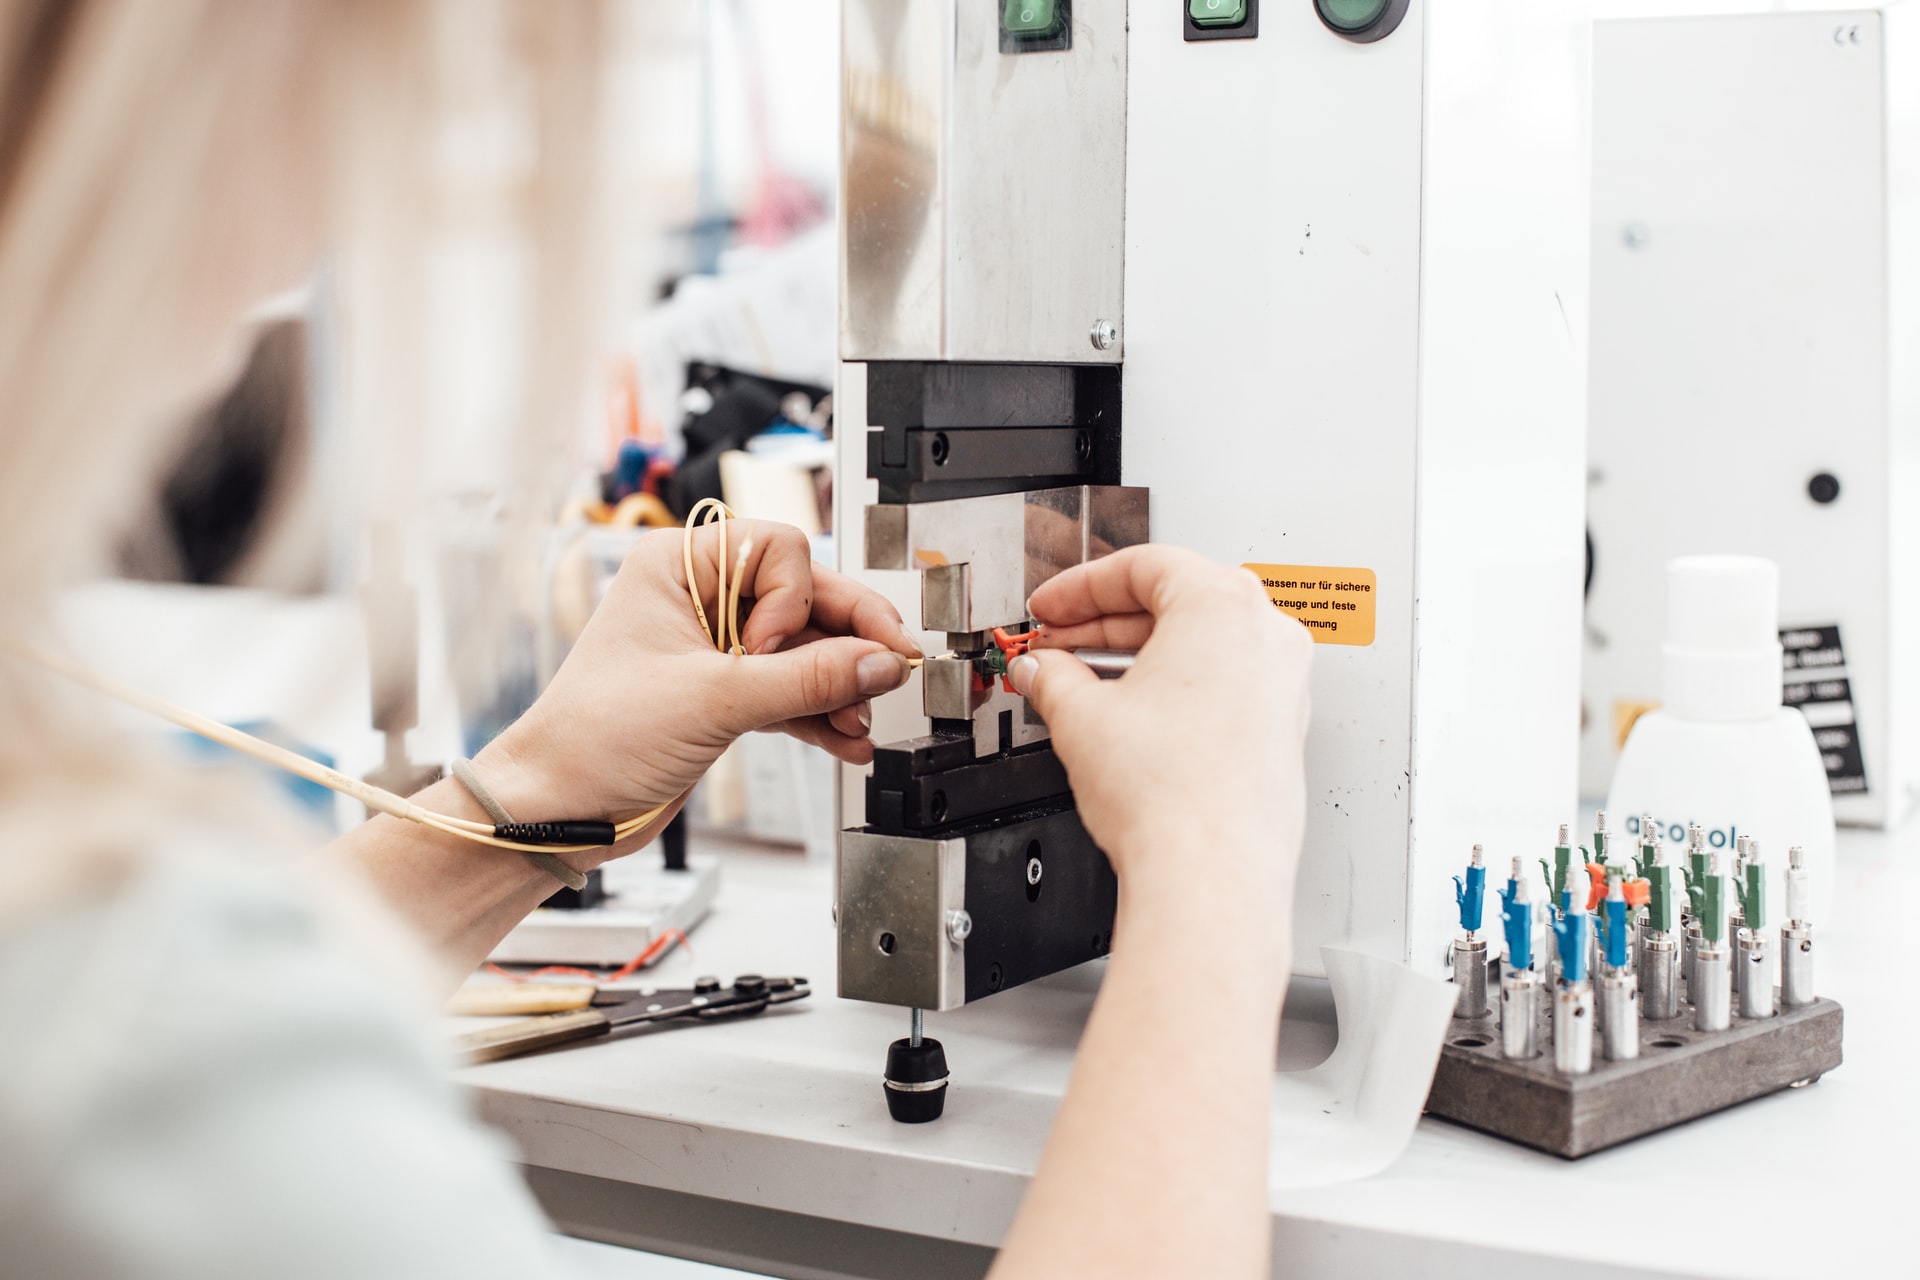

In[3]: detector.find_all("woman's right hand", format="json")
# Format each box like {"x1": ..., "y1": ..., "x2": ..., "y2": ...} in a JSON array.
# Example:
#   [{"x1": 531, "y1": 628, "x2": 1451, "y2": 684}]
[{"x1": 1008, "y1": 546, "x2": 1313, "y2": 969}]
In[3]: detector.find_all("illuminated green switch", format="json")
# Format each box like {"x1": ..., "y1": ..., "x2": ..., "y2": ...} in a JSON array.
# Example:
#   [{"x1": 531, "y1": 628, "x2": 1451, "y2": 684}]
[
  {"x1": 1316, "y1": 0, "x2": 1392, "y2": 32},
  {"x1": 1002, "y1": 0, "x2": 1061, "y2": 37},
  {"x1": 1189, "y1": 0, "x2": 1248, "y2": 26}
]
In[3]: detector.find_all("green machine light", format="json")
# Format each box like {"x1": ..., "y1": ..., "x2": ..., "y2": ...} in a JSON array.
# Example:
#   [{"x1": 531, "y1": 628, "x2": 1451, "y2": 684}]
[{"x1": 1314, "y1": 0, "x2": 1409, "y2": 43}]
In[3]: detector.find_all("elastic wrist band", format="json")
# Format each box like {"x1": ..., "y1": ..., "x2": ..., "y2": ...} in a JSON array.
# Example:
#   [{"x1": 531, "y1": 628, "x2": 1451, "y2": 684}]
[{"x1": 450, "y1": 758, "x2": 589, "y2": 892}]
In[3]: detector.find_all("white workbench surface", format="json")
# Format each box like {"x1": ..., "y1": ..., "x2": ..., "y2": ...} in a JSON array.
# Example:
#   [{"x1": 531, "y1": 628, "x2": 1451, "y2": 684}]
[{"x1": 460, "y1": 826, "x2": 1916, "y2": 1280}]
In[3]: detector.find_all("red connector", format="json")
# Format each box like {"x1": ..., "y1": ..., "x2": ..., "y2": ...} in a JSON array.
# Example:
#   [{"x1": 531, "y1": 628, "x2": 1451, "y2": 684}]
[
  {"x1": 1585, "y1": 862, "x2": 1609, "y2": 913},
  {"x1": 991, "y1": 626, "x2": 1042, "y2": 693},
  {"x1": 992, "y1": 625, "x2": 1041, "y2": 659}
]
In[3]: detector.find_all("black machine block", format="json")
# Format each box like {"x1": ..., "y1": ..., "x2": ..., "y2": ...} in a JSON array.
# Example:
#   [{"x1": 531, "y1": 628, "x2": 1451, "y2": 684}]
[
  {"x1": 864, "y1": 361, "x2": 1121, "y2": 504},
  {"x1": 867, "y1": 736, "x2": 1071, "y2": 834},
  {"x1": 954, "y1": 802, "x2": 1116, "y2": 1002}
]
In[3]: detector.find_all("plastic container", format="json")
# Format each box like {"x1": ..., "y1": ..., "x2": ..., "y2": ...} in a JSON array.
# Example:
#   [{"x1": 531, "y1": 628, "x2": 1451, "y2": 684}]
[{"x1": 1606, "y1": 556, "x2": 1835, "y2": 925}]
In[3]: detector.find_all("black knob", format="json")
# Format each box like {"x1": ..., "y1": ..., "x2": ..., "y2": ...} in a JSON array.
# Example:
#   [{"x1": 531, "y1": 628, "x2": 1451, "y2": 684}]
[
  {"x1": 1808, "y1": 472, "x2": 1841, "y2": 505},
  {"x1": 661, "y1": 809, "x2": 689, "y2": 873},
  {"x1": 732, "y1": 975, "x2": 767, "y2": 997},
  {"x1": 693, "y1": 975, "x2": 721, "y2": 995},
  {"x1": 883, "y1": 1037, "x2": 950, "y2": 1124}
]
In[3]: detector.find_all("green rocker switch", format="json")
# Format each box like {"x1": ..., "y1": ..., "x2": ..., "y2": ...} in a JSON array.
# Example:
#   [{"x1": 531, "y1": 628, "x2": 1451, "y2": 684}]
[
  {"x1": 1003, "y1": 0, "x2": 1061, "y2": 37},
  {"x1": 1189, "y1": 0, "x2": 1248, "y2": 27}
]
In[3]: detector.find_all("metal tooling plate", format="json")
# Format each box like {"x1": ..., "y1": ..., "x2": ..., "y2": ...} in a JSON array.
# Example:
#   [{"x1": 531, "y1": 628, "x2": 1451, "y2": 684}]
[{"x1": 1425, "y1": 996, "x2": 1843, "y2": 1158}]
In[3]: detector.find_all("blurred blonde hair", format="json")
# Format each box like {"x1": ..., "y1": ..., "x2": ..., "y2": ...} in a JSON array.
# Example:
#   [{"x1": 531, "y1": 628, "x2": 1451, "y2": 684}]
[{"x1": 0, "y1": 0, "x2": 628, "y2": 912}]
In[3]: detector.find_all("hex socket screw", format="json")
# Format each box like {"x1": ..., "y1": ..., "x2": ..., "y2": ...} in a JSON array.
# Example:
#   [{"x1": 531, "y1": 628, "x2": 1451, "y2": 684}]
[{"x1": 945, "y1": 909, "x2": 973, "y2": 945}]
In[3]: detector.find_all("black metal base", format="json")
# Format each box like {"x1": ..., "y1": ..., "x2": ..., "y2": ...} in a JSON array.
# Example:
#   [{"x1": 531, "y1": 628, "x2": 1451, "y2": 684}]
[{"x1": 1426, "y1": 995, "x2": 1843, "y2": 1158}]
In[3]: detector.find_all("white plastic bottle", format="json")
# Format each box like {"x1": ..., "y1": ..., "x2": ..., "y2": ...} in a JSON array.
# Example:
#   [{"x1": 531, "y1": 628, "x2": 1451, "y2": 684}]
[{"x1": 1606, "y1": 556, "x2": 1835, "y2": 928}]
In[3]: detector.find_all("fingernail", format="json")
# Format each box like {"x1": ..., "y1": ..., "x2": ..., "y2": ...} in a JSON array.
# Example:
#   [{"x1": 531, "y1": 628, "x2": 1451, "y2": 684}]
[
  {"x1": 858, "y1": 652, "x2": 909, "y2": 696},
  {"x1": 855, "y1": 700, "x2": 872, "y2": 733},
  {"x1": 756, "y1": 632, "x2": 788, "y2": 656},
  {"x1": 1008, "y1": 654, "x2": 1039, "y2": 695},
  {"x1": 895, "y1": 620, "x2": 924, "y2": 659}
]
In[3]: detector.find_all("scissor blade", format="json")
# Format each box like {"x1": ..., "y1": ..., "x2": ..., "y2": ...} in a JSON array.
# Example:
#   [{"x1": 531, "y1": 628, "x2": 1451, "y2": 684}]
[{"x1": 599, "y1": 994, "x2": 707, "y2": 1028}]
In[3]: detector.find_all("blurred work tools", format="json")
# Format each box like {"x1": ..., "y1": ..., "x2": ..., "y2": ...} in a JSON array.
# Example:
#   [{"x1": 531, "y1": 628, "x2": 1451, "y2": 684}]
[{"x1": 450, "y1": 974, "x2": 811, "y2": 1065}]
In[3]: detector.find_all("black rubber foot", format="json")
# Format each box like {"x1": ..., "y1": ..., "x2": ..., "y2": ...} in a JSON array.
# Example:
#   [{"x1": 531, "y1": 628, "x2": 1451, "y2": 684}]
[{"x1": 883, "y1": 1037, "x2": 950, "y2": 1123}]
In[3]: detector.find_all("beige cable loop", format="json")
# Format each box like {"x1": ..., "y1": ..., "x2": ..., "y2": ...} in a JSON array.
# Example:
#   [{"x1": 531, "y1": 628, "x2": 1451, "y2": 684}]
[{"x1": 683, "y1": 497, "x2": 753, "y2": 655}]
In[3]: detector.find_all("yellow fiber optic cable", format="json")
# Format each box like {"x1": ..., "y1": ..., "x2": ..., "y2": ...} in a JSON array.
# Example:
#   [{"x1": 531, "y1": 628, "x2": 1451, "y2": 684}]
[{"x1": 3, "y1": 502, "x2": 761, "y2": 854}]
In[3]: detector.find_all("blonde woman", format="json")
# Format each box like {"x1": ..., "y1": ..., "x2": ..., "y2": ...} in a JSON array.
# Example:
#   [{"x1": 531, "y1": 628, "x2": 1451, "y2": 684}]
[{"x1": 0, "y1": 3, "x2": 1312, "y2": 1278}]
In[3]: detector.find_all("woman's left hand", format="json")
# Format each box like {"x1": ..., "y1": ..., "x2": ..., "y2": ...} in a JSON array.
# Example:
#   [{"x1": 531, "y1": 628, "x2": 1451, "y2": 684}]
[{"x1": 478, "y1": 518, "x2": 918, "y2": 848}]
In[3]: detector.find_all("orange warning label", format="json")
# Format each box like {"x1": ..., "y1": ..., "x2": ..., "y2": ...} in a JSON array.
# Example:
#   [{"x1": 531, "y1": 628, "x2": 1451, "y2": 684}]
[{"x1": 1242, "y1": 564, "x2": 1376, "y2": 646}]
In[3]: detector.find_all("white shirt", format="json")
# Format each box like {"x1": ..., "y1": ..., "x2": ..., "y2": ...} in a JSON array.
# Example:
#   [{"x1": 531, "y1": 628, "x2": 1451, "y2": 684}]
[{"x1": 0, "y1": 847, "x2": 564, "y2": 1278}]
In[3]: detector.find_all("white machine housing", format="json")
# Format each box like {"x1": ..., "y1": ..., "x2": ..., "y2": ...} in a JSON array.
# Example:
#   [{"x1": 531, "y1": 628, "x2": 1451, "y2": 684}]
[
  {"x1": 1582, "y1": 7, "x2": 1919, "y2": 828},
  {"x1": 837, "y1": 0, "x2": 1586, "y2": 980}
]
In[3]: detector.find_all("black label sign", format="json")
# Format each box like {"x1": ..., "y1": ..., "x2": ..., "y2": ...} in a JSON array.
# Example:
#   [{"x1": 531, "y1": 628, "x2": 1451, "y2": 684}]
[{"x1": 1781, "y1": 625, "x2": 1868, "y2": 796}]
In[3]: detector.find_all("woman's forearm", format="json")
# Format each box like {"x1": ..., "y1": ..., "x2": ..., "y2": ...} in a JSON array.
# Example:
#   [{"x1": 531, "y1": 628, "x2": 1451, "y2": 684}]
[
  {"x1": 990, "y1": 886, "x2": 1289, "y2": 1280},
  {"x1": 307, "y1": 736, "x2": 677, "y2": 991}
]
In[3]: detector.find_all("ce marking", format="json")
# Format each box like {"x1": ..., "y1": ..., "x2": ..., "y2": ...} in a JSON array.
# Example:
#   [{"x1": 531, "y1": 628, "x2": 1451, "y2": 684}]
[{"x1": 1832, "y1": 24, "x2": 1864, "y2": 45}]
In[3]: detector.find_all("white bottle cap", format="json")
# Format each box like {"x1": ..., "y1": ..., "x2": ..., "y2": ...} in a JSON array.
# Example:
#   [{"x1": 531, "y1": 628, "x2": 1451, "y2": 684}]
[{"x1": 1662, "y1": 555, "x2": 1783, "y2": 722}]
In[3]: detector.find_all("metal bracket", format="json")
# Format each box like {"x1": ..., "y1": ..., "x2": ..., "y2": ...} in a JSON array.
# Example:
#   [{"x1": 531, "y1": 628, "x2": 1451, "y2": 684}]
[
  {"x1": 837, "y1": 803, "x2": 1116, "y2": 1012},
  {"x1": 864, "y1": 485, "x2": 1148, "y2": 634}
]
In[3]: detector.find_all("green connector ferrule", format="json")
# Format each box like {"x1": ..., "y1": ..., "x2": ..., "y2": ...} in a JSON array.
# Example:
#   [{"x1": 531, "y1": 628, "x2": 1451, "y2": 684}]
[
  {"x1": 1648, "y1": 865, "x2": 1677, "y2": 933},
  {"x1": 983, "y1": 647, "x2": 1009, "y2": 676},
  {"x1": 1702, "y1": 875, "x2": 1727, "y2": 946},
  {"x1": 1739, "y1": 863, "x2": 1766, "y2": 931},
  {"x1": 1635, "y1": 843, "x2": 1657, "y2": 880},
  {"x1": 1551, "y1": 846, "x2": 1572, "y2": 900},
  {"x1": 1683, "y1": 851, "x2": 1710, "y2": 918},
  {"x1": 1593, "y1": 832, "x2": 1607, "y2": 864}
]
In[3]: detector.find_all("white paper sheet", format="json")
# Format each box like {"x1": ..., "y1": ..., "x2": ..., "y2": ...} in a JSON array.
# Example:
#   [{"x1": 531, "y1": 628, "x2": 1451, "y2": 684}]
[{"x1": 1267, "y1": 946, "x2": 1458, "y2": 1190}]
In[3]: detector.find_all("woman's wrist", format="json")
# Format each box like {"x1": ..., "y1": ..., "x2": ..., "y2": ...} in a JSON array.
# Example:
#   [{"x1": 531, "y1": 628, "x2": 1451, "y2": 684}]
[
  {"x1": 466, "y1": 730, "x2": 554, "y2": 817},
  {"x1": 467, "y1": 726, "x2": 690, "y2": 876},
  {"x1": 453, "y1": 731, "x2": 602, "y2": 876},
  {"x1": 475, "y1": 709, "x2": 584, "y2": 814},
  {"x1": 477, "y1": 706, "x2": 644, "y2": 823},
  {"x1": 1104, "y1": 819, "x2": 1292, "y2": 992},
  {"x1": 1113, "y1": 880, "x2": 1292, "y2": 1007}
]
